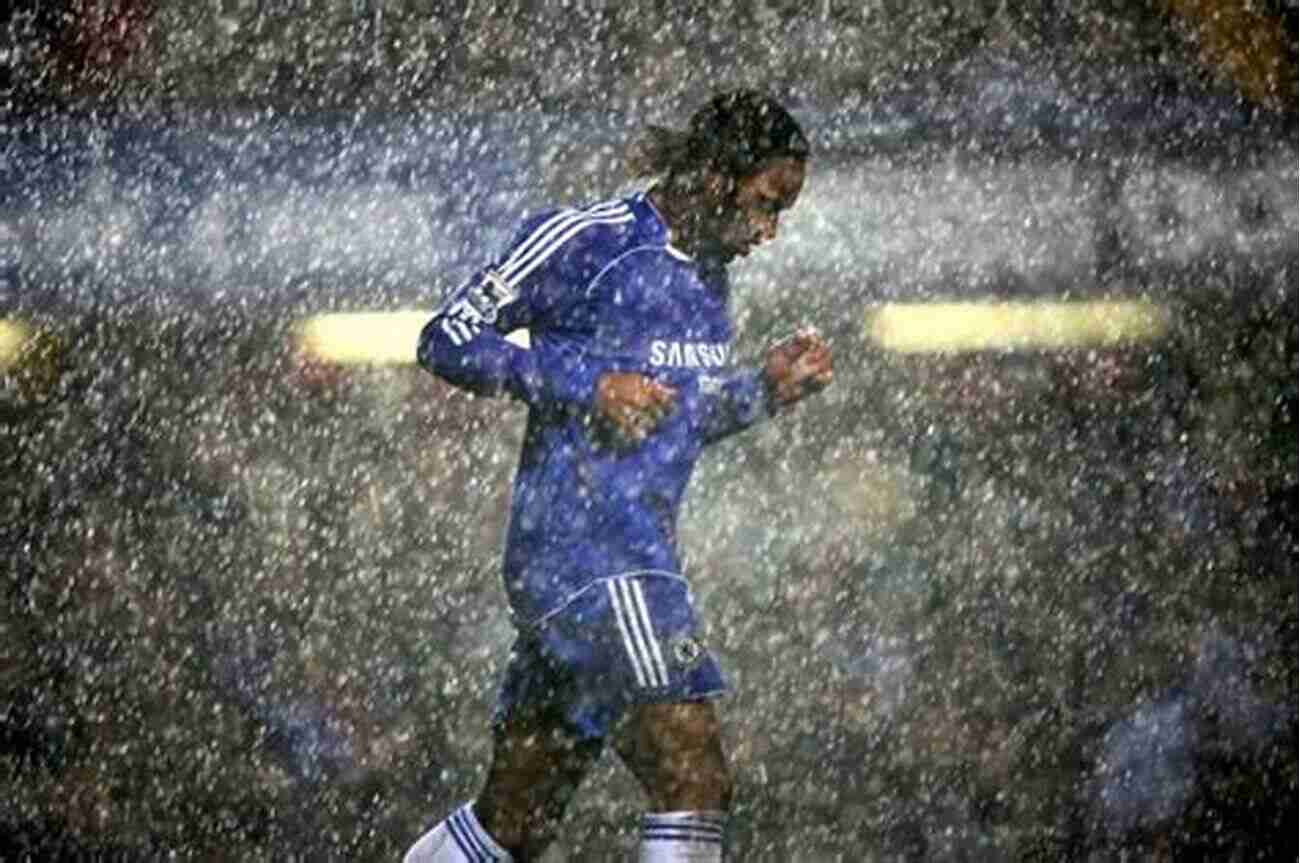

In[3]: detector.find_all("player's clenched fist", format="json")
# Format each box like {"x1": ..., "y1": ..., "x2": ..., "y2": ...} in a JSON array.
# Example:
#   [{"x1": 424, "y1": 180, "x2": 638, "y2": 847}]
[
  {"x1": 594, "y1": 372, "x2": 678, "y2": 443},
  {"x1": 763, "y1": 328, "x2": 833, "y2": 408}
]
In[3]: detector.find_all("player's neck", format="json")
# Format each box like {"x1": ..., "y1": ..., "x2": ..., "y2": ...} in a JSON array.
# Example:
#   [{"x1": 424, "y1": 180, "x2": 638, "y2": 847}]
[
  {"x1": 645, "y1": 185, "x2": 686, "y2": 244},
  {"x1": 646, "y1": 184, "x2": 730, "y2": 266}
]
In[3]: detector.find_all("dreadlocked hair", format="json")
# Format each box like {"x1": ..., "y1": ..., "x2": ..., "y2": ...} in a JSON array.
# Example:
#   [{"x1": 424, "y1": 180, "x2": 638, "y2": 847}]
[{"x1": 626, "y1": 90, "x2": 810, "y2": 182}]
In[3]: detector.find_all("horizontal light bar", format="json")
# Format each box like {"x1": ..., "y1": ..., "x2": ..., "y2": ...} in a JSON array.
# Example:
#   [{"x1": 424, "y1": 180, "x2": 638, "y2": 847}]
[
  {"x1": 865, "y1": 300, "x2": 1170, "y2": 353},
  {"x1": 0, "y1": 319, "x2": 33, "y2": 371},
  {"x1": 295, "y1": 311, "x2": 529, "y2": 365}
]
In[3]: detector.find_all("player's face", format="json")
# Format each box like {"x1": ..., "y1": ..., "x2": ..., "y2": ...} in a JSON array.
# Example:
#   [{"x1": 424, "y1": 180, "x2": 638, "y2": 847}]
[{"x1": 699, "y1": 157, "x2": 806, "y2": 264}]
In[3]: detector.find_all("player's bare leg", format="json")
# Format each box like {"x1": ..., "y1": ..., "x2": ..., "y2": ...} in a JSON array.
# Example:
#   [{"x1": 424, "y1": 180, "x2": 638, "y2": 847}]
[
  {"x1": 403, "y1": 706, "x2": 601, "y2": 863},
  {"x1": 474, "y1": 705, "x2": 604, "y2": 860},
  {"x1": 614, "y1": 700, "x2": 732, "y2": 861}
]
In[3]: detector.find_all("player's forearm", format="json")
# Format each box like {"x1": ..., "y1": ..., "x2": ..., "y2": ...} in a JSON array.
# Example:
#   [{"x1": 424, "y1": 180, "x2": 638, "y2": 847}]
[
  {"x1": 417, "y1": 315, "x2": 607, "y2": 410},
  {"x1": 417, "y1": 312, "x2": 519, "y2": 397},
  {"x1": 514, "y1": 337, "x2": 612, "y2": 411},
  {"x1": 698, "y1": 366, "x2": 774, "y2": 444}
]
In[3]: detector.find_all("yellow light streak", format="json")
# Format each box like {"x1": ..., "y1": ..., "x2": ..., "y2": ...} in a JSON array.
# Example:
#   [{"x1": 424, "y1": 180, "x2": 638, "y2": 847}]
[
  {"x1": 0, "y1": 319, "x2": 33, "y2": 371},
  {"x1": 295, "y1": 311, "x2": 529, "y2": 365},
  {"x1": 865, "y1": 300, "x2": 1170, "y2": 353}
]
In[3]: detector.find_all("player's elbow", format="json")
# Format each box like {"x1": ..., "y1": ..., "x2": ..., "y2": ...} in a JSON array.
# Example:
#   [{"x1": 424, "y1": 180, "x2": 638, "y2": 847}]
[
  {"x1": 417, "y1": 315, "x2": 457, "y2": 378},
  {"x1": 417, "y1": 314, "x2": 499, "y2": 396}
]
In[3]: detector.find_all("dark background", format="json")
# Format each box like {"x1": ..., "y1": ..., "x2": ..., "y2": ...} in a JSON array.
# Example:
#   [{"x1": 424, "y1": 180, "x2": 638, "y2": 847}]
[{"x1": 2, "y1": 2, "x2": 1296, "y2": 859}]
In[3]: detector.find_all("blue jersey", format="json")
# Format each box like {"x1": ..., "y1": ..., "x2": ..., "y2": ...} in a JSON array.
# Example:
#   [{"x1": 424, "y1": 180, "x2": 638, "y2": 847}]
[{"x1": 418, "y1": 193, "x2": 772, "y2": 626}]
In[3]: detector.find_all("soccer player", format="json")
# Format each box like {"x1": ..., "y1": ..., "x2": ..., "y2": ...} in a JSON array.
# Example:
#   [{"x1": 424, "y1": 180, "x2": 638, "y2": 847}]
[{"x1": 406, "y1": 90, "x2": 833, "y2": 862}]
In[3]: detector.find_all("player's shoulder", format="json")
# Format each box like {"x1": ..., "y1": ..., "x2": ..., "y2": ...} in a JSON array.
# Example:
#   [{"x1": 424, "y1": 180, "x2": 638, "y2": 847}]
[{"x1": 505, "y1": 195, "x2": 653, "y2": 277}]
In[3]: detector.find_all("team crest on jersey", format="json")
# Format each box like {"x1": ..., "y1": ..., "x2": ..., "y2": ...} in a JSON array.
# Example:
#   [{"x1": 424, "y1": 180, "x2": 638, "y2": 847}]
[{"x1": 671, "y1": 636, "x2": 705, "y2": 668}]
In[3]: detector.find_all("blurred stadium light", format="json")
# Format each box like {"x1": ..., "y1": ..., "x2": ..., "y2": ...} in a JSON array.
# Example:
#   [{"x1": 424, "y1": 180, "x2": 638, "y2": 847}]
[
  {"x1": 295, "y1": 303, "x2": 1170, "y2": 364},
  {"x1": 0, "y1": 318, "x2": 33, "y2": 371},
  {"x1": 295, "y1": 311, "x2": 529, "y2": 364},
  {"x1": 865, "y1": 300, "x2": 1171, "y2": 353}
]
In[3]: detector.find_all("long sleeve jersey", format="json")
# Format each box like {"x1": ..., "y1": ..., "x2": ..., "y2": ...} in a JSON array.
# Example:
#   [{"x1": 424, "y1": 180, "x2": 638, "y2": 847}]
[{"x1": 418, "y1": 192, "x2": 773, "y2": 626}]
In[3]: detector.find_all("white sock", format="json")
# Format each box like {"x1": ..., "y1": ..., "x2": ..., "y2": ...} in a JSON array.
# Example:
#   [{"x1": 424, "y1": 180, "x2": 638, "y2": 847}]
[
  {"x1": 638, "y1": 811, "x2": 725, "y2": 862},
  {"x1": 402, "y1": 802, "x2": 513, "y2": 863}
]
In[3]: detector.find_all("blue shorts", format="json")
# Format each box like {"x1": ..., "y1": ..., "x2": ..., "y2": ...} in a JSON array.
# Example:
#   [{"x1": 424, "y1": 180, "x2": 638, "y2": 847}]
[{"x1": 494, "y1": 574, "x2": 726, "y2": 741}]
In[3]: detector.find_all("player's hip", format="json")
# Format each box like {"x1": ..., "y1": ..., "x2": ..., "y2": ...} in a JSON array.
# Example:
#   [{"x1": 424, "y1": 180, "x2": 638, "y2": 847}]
[
  {"x1": 494, "y1": 571, "x2": 725, "y2": 740},
  {"x1": 500, "y1": 534, "x2": 678, "y2": 605}
]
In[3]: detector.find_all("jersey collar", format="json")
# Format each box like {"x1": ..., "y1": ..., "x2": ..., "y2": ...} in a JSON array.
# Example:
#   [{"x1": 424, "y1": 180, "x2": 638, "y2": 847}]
[{"x1": 637, "y1": 189, "x2": 693, "y2": 262}]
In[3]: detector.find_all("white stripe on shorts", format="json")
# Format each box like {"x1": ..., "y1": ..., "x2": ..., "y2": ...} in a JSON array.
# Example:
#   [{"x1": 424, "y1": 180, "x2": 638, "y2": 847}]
[
  {"x1": 628, "y1": 579, "x2": 670, "y2": 685},
  {"x1": 608, "y1": 578, "x2": 648, "y2": 687},
  {"x1": 607, "y1": 577, "x2": 669, "y2": 688}
]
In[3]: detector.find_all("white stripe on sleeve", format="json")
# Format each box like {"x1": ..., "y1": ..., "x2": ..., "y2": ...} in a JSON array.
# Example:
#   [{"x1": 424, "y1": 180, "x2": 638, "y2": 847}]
[{"x1": 500, "y1": 203, "x2": 633, "y2": 287}]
